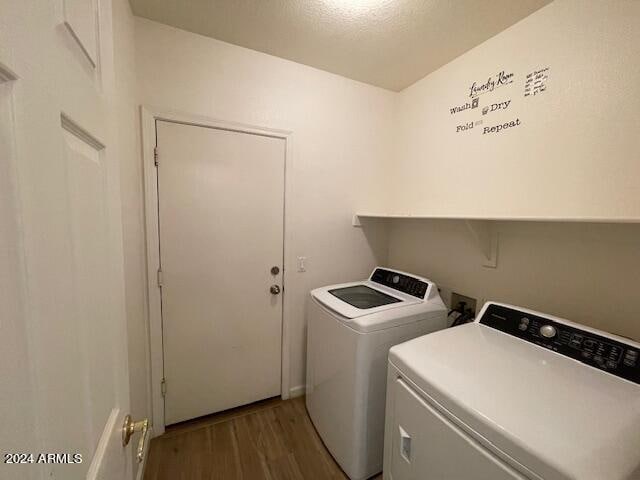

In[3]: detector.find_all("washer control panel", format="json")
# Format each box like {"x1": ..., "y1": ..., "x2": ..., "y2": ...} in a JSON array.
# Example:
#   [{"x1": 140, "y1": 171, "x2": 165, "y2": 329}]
[
  {"x1": 479, "y1": 303, "x2": 640, "y2": 385},
  {"x1": 370, "y1": 268, "x2": 429, "y2": 299}
]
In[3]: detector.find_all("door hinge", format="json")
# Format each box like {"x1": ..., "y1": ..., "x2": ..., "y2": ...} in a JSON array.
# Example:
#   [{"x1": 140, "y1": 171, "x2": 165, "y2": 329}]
[
  {"x1": 161, "y1": 378, "x2": 167, "y2": 397},
  {"x1": 157, "y1": 268, "x2": 163, "y2": 288},
  {"x1": 154, "y1": 147, "x2": 159, "y2": 167}
]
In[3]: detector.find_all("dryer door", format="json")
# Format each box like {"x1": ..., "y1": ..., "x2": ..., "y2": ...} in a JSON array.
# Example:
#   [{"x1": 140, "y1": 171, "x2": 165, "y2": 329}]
[{"x1": 388, "y1": 378, "x2": 531, "y2": 480}]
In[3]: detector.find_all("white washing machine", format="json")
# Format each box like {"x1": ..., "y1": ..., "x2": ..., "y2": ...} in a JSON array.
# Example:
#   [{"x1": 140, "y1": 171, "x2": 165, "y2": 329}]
[
  {"x1": 306, "y1": 267, "x2": 447, "y2": 480},
  {"x1": 384, "y1": 302, "x2": 640, "y2": 480}
]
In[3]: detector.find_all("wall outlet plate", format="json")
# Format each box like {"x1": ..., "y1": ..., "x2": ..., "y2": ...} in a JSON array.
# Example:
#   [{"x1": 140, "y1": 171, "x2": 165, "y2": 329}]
[{"x1": 297, "y1": 256, "x2": 307, "y2": 272}]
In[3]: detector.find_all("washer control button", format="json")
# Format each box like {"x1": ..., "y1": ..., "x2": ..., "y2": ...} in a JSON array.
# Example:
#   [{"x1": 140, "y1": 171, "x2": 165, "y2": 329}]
[
  {"x1": 540, "y1": 324, "x2": 557, "y2": 338},
  {"x1": 624, "y1": 350, "x2": 638, "y2": 367}
]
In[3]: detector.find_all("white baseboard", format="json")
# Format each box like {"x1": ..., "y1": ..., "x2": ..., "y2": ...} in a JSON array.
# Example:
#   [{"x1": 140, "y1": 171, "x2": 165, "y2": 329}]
[
  {"x1": 135, "y1": 426, "x2": 153, "y2": 480},
  {"x1": 289, "y1": 385, "x2": 306, "y2": 398}
]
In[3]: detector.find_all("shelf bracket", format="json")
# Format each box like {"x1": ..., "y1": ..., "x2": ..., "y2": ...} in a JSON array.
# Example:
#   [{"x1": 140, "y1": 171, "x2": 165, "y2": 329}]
[
  {"x1": 352, "y1": 214, "x2": 362, "y2": 227},
  {"x1": 464, "y1": 220, "x2": 498, "y2": 268}
]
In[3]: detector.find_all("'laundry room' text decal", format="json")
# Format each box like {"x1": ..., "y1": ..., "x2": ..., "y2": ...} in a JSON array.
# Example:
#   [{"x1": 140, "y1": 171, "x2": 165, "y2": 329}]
[{"x1": 450, "y1": 66, "x2": 549, "y2": 135}]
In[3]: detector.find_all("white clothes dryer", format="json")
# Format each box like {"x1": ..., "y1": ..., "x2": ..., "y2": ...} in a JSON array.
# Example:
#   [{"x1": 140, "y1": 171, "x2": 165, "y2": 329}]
[{"x1": 384, "y1": 302, "x2": 640, "y2": 480}]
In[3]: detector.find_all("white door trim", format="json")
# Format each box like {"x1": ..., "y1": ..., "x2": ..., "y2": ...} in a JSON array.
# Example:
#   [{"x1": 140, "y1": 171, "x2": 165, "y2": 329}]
[{"x1": 141, "y1": 106, "x2": 294, "y2": 436}]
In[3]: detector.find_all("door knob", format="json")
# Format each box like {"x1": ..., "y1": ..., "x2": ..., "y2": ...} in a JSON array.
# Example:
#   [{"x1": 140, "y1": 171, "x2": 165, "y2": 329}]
[
  {"x1": 122, "y1": 415, "x2": 149, "y2": 463},
  {"x1": 270, "y1": 285, "x2": 281, "y2": 295}
]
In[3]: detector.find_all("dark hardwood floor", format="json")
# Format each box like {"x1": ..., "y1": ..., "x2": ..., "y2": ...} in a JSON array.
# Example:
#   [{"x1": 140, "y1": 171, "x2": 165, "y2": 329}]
[{"x1": 143, "y1": 396, "x2": 383, "y2": 480}]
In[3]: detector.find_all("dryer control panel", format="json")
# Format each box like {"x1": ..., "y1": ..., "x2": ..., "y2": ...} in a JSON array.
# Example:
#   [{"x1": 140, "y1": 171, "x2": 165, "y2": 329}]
[
  {"x1": 370, "y1": 268, "x2": 429, "y2": 299},
  {"x1": 479, "y1": 303, "x2": 640, "y2": 385}
]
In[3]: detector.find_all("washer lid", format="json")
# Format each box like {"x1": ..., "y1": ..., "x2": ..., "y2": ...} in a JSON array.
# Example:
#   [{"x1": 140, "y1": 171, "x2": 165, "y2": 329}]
[
  {"x1": 311, "y1": 280, "x2": 421, "y2": 320},
  {"x1": 389, "y1": 321, "x2": 640, "y2": 480},
  {"x1": 328, "y1": 284, "x2": 403, "y2": 310}
]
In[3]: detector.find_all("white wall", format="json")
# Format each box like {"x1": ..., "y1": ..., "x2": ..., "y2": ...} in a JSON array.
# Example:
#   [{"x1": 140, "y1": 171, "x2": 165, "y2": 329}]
[
  {"x1": 386, "y1": 0, "x2": 640, "y2": 341},
  {"x1": 134, "y1": 17, "x2": 394, "y2": 394},
  {"x1": 388, "y1": 220, "x2": 640, "y2": 341},
  {"x1": 392, "y1": 0, "x2": 640, "y2": 219}
]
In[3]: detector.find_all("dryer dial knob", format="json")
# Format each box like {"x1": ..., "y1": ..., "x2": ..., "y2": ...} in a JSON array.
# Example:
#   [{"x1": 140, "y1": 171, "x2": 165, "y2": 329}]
[{"x1": 540, "y1": 324, "x2": 557, "y2": 338}]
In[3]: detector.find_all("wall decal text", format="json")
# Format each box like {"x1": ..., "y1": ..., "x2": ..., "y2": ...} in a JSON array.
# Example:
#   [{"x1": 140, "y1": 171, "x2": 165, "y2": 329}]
[
  {"x1": 450, "y1": 98, "x2": 479, "y2": 115},
  {"x1": 456, "y1": 121, "x2": 475, "y2": 133},
  {"x1": 524, "y1": 67, "x2": 549, "y2": 97},
  {"x1": 482, "y1": 99, "x2": 511, "y2": 115},
  {"x1": 469, "y1": 70, "x2": 514, "y2": 98},
  {"x1": 449, "y1": 66, "x2": 547, "y2": 134},
  {"x1": 482, "y1": 118, "x2": 521, "y2": 135}
]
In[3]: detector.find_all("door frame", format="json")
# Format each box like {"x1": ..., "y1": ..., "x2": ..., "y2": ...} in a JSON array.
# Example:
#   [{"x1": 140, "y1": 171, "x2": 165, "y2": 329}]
[{"x1": 141, "y1": 106, "x2": 294, "y2": 436}]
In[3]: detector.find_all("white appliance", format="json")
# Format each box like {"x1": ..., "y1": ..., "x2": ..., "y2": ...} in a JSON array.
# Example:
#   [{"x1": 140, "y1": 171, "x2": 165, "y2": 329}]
[
  {"x1": 306, "y1": 267, "x2": 447, "y2": 480},
  {"x1": 384, "y1": 301, "x2": 640, "y2": 480}
]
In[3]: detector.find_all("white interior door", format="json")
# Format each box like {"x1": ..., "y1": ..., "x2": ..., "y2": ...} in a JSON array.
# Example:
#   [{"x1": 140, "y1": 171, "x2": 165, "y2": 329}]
[
  {"x1": 156, "y1": 120, "x2": 285, "y2": 425},
  {"x1": 0, "y1": 1, "x2": 134, "y2": 479}
]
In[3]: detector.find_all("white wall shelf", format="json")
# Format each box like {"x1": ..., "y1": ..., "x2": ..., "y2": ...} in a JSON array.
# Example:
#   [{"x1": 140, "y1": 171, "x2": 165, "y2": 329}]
[
  {"x1": 352, "y1": 213, "x2": 640, "y2": 225},
  {"x1": 352, "y1": 213, "x2": 640, "y2": 269}
]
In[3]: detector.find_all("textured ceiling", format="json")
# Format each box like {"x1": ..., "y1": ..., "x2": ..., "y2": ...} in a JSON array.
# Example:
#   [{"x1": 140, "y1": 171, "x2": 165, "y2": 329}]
[{"x1": 130, "y1": 0, "x2": 552, "y2": 91}]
